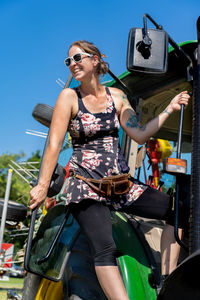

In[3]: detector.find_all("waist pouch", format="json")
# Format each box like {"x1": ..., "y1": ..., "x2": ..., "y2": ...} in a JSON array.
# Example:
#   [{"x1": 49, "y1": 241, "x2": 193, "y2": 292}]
[{"x1": 74, "y1": 173, "x2": 133, "y2": 197}]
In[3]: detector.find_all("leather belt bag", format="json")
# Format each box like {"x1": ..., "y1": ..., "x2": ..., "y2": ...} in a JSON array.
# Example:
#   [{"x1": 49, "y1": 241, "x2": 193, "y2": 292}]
[{"x1": 73, "y1": 173, "x2": 133, "y2": 197}]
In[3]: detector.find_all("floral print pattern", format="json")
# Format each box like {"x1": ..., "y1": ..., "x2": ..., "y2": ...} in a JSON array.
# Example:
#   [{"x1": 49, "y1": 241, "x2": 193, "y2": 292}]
[
  {"x1": 81, "y1": 150, "x2": 103, "y2": 170},
  {"x1": 63, "y1": 87, "x2": 147, "y2": 209},
  {"x1": 78, "y1": 112, "x2": 102, "y2": 136}
]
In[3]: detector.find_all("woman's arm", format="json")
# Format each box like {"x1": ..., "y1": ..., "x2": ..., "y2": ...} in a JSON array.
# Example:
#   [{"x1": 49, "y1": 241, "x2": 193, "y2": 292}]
[
  {"x1": 119, "y1": 91, "x2": 190, "y2": 145},
  {"x1": 29, "y1": 88, "x2": 76, "y2": 210}
]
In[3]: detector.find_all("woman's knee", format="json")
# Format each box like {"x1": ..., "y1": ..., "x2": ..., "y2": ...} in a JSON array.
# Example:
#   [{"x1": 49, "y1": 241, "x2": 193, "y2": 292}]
[{"x1": 94, "y1": 243, "x2": 118, "y2": 266}]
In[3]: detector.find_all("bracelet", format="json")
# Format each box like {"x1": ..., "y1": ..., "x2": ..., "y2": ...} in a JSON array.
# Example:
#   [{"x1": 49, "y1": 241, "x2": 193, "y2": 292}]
[{"x1": 163, "y1": 109, "x2": 171, "y2": 116}]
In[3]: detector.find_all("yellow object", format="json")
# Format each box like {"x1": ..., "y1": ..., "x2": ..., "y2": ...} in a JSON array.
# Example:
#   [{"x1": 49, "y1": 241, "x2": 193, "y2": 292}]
[
  {"x1": 42, "y1": 202, "x2": 48, "y2": 216},
  {"x1": 35, "y1": 278, "x2": 64, "y2": 300},
  {"x1": 154, "y1": 177, "x2": 159, "y2": 187},
  {"x1": 68, "y1": 132, "x2": 72, "y2": 140},
  {"x1": 157, "y1": 139, "x2": 173, "y2": 161}
]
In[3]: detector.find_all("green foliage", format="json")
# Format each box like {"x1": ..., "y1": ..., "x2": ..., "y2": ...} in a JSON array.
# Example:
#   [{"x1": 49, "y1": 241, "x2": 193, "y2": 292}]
[
  {"x1": 0, "y1": 151, "x2": 41, "y2": 259},
  {"x1": 0, "y1": 151, "x2": 41, "y2": 206},
  {"x1": 27, "y1": 149, "x2": 41, "y2": 164}
]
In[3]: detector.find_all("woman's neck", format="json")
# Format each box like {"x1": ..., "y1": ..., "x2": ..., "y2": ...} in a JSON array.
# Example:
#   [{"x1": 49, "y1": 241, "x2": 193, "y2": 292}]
[{"x1": 79, "y1": 77, "x2": 103, "y2": 97}]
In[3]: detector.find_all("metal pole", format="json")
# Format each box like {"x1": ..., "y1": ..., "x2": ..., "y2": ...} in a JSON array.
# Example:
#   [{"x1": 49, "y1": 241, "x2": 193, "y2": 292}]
[
  {"x1": 0, "y1": 169, "x2": 13, "y2": 262},
  {"x1": 173, "y1": 105, "x2": 188, "y2": 250}
]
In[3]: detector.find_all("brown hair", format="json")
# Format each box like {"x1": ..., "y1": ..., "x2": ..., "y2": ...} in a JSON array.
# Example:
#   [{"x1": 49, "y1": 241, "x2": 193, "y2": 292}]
[{"x1": 69, "y1": 40, "x2": 109, "y2": 76}]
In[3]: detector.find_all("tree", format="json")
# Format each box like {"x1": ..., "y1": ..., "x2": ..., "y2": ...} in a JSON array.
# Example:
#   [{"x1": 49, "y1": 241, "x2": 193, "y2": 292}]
[{"x1": 0, "y1": 151, "x2": 41, "y2": 206}]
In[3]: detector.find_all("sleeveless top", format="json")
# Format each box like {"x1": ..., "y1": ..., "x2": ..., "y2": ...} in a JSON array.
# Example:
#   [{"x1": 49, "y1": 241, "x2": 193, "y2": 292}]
[{"x1": 63, "y1": 87, "x2": 147, "y2": 210}]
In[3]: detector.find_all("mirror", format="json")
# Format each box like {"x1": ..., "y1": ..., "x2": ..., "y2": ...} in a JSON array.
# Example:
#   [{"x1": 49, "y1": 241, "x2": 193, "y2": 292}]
[{"x1": 127, "y1": 27, "x2": 168, "y2": 74}]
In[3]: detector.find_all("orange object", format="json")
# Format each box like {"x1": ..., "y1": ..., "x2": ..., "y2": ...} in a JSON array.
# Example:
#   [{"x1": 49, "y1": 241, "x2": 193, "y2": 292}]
[{"x1": 163, "y1": 157, "x2": 187, "y2": 174}]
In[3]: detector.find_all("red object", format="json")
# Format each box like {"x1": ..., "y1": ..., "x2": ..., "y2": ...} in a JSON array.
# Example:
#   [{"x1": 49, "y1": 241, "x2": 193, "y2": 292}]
[
  {"x1": 147, "y1": 139, "x2": 162, "y2": 190},
  {"x1": 64, "y1": 161, "x2": 70, "y2": 179},
  {"x1": 1, "y1": 243, "x2": 14, "y2": 268}
]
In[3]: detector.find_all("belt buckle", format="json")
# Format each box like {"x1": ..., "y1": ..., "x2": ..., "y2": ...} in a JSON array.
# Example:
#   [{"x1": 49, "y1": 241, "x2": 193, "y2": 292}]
[{"x1": 101, "y1": 180, "x2": 111, "y2": 197}]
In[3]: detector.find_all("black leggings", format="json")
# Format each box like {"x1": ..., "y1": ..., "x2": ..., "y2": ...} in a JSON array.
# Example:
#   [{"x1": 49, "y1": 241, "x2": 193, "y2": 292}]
[{"x1": 69, "y1": 187, "x2": 186, "y2": 267}]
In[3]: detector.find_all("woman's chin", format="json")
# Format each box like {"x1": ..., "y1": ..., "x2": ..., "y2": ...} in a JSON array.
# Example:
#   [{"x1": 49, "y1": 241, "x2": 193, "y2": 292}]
[
  {"x1": 72, "y1": 70, "x2": 83, "y2": 79},
  {"x1": 73, "y1": 74, "x2": 82, "y2": 81}
]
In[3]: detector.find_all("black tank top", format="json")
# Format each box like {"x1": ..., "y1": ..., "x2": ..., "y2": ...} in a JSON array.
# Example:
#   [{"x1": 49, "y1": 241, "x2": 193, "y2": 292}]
[{"x1": 63, "y1": 87, "x2": 147, "y2": 209}]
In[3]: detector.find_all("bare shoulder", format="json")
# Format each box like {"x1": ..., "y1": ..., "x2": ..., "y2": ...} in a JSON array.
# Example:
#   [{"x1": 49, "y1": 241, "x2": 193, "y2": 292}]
[
  {"x1": 55, "y1": 88, "x2": 77, "y2": 109},
  {"x1": 54, "y1": 88, "x2": 78, "y2": 120},
  {"x1": 108, "y1": 87, "x2": 125, "y2": 97},
  {"x1": 108, "y1": 87, "x2": 128, "y2": 102},
  {"x1": 57, "y1": 88, "x2": 77, "y2": 103},
  {"x1": 108, "y1": 87, "x2": 128, "y2": 113}
]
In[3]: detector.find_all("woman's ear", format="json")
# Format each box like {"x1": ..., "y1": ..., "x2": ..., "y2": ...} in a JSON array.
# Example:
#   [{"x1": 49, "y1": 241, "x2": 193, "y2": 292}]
[{"x1": 93, "y1": 55, "x2": 100, "y2": 67}]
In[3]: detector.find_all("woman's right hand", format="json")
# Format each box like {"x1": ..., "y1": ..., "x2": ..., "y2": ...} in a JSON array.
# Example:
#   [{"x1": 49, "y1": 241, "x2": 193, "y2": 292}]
[{"x1": 29, "y1": 184, "x2": 48, "y2": 210}]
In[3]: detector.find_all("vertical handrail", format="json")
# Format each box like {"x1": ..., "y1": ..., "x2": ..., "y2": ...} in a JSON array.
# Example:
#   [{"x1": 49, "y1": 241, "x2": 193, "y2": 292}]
[{"x1": 174, "y1": 105, "x2": 188, "y2": 251}]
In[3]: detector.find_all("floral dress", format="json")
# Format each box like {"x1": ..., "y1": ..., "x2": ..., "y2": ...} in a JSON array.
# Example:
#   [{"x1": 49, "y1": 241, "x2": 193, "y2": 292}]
[{"x1": 63, "y1": 87, "x2": 147, "y2": 210}]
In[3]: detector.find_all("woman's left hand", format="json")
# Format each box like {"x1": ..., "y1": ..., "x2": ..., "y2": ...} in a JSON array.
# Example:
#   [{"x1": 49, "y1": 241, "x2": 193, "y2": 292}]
[{"x1": 167, "y1": 91, "x2": 190, "y2": 113}]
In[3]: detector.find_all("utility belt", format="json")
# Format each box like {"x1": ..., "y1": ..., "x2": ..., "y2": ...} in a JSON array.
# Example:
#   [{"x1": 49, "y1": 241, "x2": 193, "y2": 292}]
[{"x1": 70, "y1": 172, "x2": 133, "y2": 197}]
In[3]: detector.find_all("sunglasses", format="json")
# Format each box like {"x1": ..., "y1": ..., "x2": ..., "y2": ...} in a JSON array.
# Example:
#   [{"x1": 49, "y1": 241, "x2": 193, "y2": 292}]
[{"x1": 64, "y1": 52, "x2": 93, "y2": 67}]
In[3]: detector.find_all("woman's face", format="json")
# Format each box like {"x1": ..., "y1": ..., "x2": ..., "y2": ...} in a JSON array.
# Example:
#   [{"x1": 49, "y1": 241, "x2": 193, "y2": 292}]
[{"x1": 68, "y1": 46, "x2": 98, "y2": 81}]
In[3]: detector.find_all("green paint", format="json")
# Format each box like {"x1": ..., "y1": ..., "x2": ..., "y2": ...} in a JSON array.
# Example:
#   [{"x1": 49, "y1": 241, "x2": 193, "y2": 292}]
[{"x1": 111, "y1": 212, "x2": 157, "y2": 300}]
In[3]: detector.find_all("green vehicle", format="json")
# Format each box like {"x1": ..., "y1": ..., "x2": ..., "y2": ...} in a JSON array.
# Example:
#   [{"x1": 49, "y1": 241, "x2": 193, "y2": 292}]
[{"x1": 22, "y1": 14, "x2": 200, "y2": 300}]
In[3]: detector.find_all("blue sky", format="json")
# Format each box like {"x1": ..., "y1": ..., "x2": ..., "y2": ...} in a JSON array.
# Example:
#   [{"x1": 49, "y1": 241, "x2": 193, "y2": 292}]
[{"x1": 0, "y1": 0, "x2": 199, "y2": 160}]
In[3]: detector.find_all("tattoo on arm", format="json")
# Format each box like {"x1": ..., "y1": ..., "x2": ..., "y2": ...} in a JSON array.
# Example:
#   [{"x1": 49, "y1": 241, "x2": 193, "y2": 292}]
[
  {"x1": 126, "y1": 110, "x2": 139, "y2": 128},
  {"x1": 126, "y1": 114, "x2": 146, "y2": 131},
  {"x1": 120, "y1": 94, "x2": 146, "y2": 131}
]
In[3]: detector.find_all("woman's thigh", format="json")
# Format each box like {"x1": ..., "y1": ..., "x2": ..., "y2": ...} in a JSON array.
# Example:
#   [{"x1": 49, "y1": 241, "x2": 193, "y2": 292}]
[
  {"x1": 122, "y1": 187, "x2": 171, "y2": 220},
  {"x1": 69, "y1": 199, "x2": 116, "y2": 254}
]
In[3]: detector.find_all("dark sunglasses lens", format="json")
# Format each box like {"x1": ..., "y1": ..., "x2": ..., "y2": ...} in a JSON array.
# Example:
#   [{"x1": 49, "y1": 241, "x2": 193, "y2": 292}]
[
  {"x1": 74, "y1": 53, "x2": 82, "y2": 62},
  {"x1": 65, "y1": 58, "x2": 71, "y2": 67}
]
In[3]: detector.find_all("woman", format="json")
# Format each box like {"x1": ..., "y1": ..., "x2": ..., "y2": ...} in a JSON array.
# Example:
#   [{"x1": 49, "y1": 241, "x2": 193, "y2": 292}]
[{"x1": 30, "y1": 40, "x2": 190, "y2": 300}]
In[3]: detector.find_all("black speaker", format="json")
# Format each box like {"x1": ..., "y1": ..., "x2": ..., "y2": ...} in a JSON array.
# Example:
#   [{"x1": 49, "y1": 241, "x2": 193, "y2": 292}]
[{"x1": 127, "y1": 27, "x2": 168, "y2": 74}]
